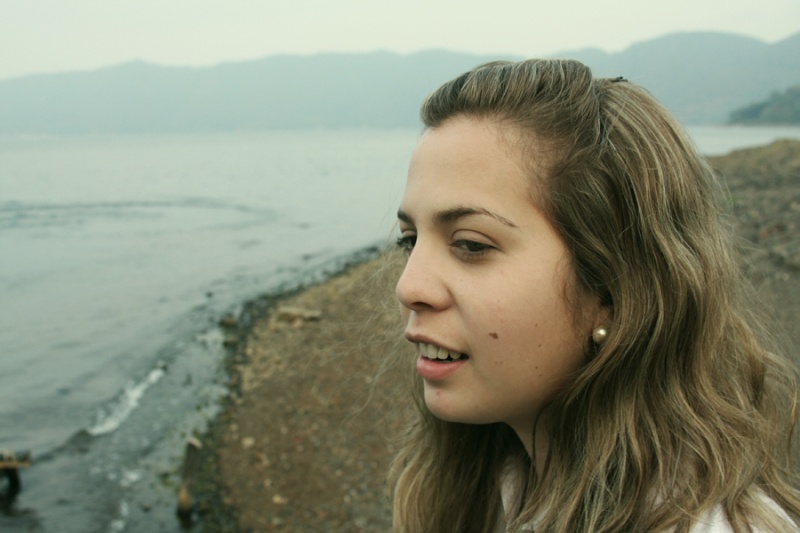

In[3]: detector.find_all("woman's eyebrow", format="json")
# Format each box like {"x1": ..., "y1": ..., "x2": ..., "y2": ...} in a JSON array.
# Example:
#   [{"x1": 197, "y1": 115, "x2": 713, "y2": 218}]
[
  {"x1": 396, "y1": 206, "x2": 518, "y2": 228},
  {"x1": 397, "y1": 210, "x2": 414, "y2": 225}
]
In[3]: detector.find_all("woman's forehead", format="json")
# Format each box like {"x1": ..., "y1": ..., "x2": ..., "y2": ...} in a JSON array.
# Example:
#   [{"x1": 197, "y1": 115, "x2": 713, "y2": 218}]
[{"x1": 405, "y1": 118, "x2": 547, "y2": 215}]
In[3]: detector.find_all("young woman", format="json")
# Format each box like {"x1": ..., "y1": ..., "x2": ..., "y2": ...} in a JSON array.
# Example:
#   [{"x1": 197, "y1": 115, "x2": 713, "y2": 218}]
[{"x1": 389, "y1": 59, "x2": 800, "y2": 532}]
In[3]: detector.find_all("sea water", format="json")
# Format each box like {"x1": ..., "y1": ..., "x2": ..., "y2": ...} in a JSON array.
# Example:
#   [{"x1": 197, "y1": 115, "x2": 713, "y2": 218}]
[
  {"x1": 0, "y1": 130, "x2": 415, "y2": 532},
  {"x1": 1, "y1": 125, "x2": 799, "y2": 532}
]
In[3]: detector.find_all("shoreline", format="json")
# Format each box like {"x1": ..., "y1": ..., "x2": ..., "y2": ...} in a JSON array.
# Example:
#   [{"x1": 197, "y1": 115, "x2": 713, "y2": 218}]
[
  {"x1": 189, "y1": 249, "x2": 409, "y2": 532},
  {"x1": 188, "y1": 140, "x2": 800, "y2": 532}
]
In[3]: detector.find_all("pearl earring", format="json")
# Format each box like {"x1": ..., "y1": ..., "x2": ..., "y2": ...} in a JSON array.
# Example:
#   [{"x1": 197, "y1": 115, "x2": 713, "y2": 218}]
[{"x1": 592, "y1": 326, "x2": 608, "y2": 344}]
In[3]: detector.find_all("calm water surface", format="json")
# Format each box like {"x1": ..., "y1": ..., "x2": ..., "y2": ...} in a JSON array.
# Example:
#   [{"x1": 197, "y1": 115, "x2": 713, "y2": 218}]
[{"x1": 0, "y1": 130, "x2": 415, "y2": 532}]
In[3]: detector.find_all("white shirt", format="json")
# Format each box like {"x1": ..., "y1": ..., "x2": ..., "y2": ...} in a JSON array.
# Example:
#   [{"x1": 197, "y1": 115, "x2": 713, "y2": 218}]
[
  {"x1": 691, "y1": 500, "x2": 798, "y2": 532},
  {"x1": 499, "y1": 469, "x2": 796, "y2": 532}
]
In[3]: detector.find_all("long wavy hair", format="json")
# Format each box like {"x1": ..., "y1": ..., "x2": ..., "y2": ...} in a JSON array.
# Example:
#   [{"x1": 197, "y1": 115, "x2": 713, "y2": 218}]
[{"x1": 388, "y1": 59, "x2": 800, "y2": 532}]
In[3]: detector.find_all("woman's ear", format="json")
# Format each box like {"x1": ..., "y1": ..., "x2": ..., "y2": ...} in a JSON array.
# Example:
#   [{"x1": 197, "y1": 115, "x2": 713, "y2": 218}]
[{"x1": 594, "y1": 303, "x2": 612, "y2": 329}]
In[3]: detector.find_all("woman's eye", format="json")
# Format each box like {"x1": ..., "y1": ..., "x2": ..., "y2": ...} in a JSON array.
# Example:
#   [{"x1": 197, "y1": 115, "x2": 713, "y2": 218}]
[
  {"x1": 452, "y1": 240, "x2": 493, "y2": 256},
  {"x1": 396, "y1": 235, "x2": 416, "y2": 252}
]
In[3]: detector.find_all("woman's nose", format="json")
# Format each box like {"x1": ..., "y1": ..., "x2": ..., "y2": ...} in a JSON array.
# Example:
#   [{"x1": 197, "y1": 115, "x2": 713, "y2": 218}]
[{"x1": 395, "y1": 243, "x2": 449, "y2": 312}]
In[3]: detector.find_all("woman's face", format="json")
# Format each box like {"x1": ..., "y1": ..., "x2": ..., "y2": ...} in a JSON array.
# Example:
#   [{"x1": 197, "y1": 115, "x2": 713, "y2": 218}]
[{"x1": 396, "y1": 116, "x2": 603, "y2": 444}]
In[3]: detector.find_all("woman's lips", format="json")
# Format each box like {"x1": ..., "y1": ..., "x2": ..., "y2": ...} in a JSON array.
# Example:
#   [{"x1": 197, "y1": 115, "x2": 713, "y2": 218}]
[
  {"x1": 416, "y1": 352, "x2": 468, "y2": 381},
  {"x1": 405, "y1": 337, "x2": 469, "y2": 381}
]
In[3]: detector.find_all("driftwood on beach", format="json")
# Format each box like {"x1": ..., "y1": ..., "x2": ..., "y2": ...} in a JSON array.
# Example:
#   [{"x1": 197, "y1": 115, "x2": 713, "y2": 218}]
[
  {"x1": 1, "y1": 449, "x2": 32, "y2": 503},
  {"x1": 0, "y1": 449, "x2": 31, "y2": 470}
]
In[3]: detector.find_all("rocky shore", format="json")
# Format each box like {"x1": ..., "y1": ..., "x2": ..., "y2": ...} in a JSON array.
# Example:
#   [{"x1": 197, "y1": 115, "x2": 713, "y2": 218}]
[{"x1": 189, "y1": 140, "x2": 800, "y2": 533}]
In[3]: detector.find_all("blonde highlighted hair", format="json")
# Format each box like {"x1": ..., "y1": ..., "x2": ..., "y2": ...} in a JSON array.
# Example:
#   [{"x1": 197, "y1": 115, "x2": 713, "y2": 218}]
[{"x1": 389, "y1": 59, "x2": 800, "y2": 532}]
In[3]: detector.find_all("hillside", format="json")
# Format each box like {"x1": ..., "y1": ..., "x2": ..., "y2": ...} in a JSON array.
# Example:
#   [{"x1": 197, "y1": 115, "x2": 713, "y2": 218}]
[
  {"x1": 729, "y1": 84, "x2": 800, "y2": 125},
  {"x1": 562, "y1": 31, "x2": 800, "y2": 124},
  {"x1": 0, "y1": 31, "x2": 798, "y2": 134}
]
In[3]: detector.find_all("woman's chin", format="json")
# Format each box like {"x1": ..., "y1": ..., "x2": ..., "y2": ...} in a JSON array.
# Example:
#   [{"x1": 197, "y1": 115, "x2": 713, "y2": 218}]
[{"x1": 423, "y1": 388, "x2": 488, "y2": 425}]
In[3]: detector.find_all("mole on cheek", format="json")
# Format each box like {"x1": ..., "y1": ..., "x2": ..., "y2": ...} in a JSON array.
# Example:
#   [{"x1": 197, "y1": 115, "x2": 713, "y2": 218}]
[{"x1": 489, "y1": 332, "x2": 499, "y2": 339}]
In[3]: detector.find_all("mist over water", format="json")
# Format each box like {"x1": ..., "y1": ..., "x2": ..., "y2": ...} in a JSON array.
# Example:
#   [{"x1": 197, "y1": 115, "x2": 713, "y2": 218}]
[{"x1": 1, "y1": 125, "x2": 799, "y2": 531}]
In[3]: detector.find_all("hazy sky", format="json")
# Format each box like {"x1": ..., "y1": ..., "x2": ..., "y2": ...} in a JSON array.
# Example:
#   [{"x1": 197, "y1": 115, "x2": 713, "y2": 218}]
[{"x1": 2, "y1": 0, "x2": 798, "y2": 80}]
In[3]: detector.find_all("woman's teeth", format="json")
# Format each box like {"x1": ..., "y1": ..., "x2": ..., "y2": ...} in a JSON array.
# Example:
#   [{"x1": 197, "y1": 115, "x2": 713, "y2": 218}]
[{"x1": 419, "y1": 343, "x2": 464, "y2": 361}]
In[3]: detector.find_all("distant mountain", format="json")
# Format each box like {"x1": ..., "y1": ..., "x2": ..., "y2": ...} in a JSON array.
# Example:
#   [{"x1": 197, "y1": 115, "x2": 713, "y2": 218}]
[
  {"x1": 558, "y1": 31, "x2": 800, "y2": 124},
  {"x1": 0, "y1": 31, "x2": 798, "y2": 134},
  {"x1": 729, "y1": 84, "x2": 800, "y2": 124},
  {"x1": 0, "y1": 50, "x2": 512, "y2": 134}
]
